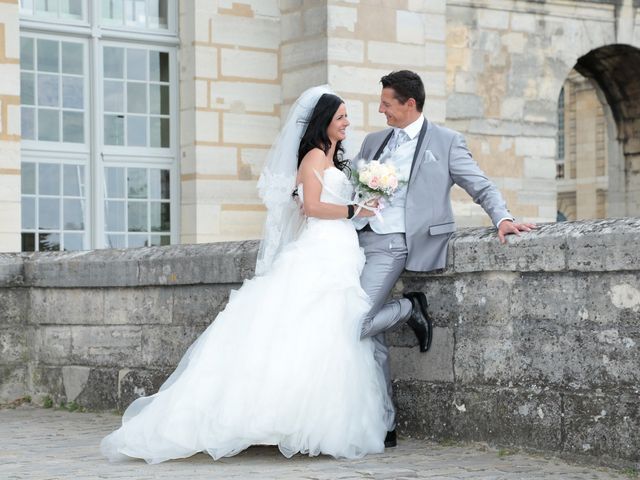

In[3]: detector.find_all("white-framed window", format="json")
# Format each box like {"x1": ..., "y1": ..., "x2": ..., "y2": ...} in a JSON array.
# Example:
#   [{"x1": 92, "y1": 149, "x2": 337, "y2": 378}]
[{"x1": 19, "y1": 0, "x2": 179, "y2": 252}]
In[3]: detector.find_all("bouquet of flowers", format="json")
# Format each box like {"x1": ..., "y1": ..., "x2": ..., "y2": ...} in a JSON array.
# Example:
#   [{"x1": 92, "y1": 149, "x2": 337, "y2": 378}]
[{"x1": 352, "y1": 160, "x2": 404, "y2": 204}]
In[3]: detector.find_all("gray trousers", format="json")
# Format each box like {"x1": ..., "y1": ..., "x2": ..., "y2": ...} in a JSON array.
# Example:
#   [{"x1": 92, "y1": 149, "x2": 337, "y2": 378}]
[{"x1": 358, "y1": 230, "x2": 413, "y2": 431}]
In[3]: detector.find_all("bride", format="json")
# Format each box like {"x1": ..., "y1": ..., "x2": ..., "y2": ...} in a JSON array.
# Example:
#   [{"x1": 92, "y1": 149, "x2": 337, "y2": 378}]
[{"x1": 100, "y1": 85, "x2": 392, "y2": 464}]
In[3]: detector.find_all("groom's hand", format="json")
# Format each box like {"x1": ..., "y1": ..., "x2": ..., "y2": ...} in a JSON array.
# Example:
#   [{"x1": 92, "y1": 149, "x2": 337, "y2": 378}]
[{"x1": 497, "y1": 220, "x2": 537, "y2": 244}]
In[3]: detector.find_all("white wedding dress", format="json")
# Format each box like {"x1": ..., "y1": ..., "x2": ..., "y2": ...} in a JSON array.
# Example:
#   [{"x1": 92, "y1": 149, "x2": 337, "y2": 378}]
[{"x1": 100, "y1": 167, "x2": 391, "y2": 464}]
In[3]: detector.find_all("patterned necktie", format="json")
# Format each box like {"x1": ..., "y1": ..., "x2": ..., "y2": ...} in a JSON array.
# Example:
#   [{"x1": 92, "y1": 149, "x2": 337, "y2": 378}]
[{"x1": 392, "y1": 130, "x2": 410, "y2": 152}]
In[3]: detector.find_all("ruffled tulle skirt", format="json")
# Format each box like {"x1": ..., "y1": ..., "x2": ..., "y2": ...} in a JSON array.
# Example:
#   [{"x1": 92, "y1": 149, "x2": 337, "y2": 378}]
[{"x1": 100, "y1": 218, "x2": 391, "y2": 464}]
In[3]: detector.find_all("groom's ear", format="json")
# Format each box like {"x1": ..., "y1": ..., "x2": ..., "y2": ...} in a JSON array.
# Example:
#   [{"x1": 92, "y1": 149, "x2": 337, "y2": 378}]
[{"x1": 405, "y1": 97, "x2": 417, "y2": 110}]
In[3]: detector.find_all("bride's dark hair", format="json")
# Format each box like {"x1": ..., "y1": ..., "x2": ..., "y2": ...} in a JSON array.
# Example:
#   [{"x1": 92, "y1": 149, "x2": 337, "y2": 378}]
[{"x1": 297, "y1": 93, "x2": 350, "y2": 174}]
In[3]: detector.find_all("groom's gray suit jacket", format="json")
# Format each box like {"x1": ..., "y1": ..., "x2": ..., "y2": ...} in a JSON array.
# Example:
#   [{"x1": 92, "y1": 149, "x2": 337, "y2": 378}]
[{"x1": 358, "y1": 117, "x2": 512, "y2": 272}]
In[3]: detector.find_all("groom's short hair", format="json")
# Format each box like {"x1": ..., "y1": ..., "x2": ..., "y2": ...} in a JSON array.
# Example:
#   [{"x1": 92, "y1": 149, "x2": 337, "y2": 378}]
[{"x1": 380, "y1": 70, "x2": 425, "y2": 112}]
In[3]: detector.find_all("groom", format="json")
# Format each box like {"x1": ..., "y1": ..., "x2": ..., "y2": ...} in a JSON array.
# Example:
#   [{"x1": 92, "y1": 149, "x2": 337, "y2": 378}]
[{"x1": 353, "y1": 70, "x2": 535, "y2": 447}]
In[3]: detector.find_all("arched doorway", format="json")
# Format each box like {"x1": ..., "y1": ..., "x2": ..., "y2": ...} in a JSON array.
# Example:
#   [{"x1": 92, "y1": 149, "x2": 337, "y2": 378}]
[{"x1": 556, "y1": 44, "x2": 640, "y2": 221}]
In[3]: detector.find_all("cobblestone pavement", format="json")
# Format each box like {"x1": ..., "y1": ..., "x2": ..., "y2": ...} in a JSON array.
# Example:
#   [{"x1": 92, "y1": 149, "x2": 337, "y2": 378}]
[{"x1": 0, "y1": 406, "x2": 628, "y2": 480}]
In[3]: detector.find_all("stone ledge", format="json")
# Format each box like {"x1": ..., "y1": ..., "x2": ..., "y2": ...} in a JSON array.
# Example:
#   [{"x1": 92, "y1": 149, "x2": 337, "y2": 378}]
[{"x1": 1, "y1": 219, "x2": 639, "y2": 287}]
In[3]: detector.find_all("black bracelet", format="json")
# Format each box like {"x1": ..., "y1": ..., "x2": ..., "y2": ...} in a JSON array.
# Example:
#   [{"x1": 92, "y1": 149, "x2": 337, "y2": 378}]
[{"x1": 347, "y1": 205, "x2": 355, "y2": 219}]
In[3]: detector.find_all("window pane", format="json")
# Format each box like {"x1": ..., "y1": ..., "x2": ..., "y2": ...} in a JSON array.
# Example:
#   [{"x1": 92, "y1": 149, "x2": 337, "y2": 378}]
[
  {"x1": 63, "y1": 233, "x2": 84, "y2": 251},
  {"x1": 149, "y1": 51, "x2": 169, "y2": 82},
  {"x1": 21, "y1": 37, "x2": 34, "y2": 70},
  {"x1": 63, "y1": 164, "x2": 84, "y2": 196},
  {"x1": 22, "y1": 196, "x2": 36, "y2": 229},
  {"x1": 104, "y1": 47, "x2": 124, "y2": 79},
  {"x1": 21, "y1": 163, "x2": 36, "y2": 195},
  {"x1": 35, "y1": 0, "x2": 58, "y2": 15},
  {"x1": 125, "y1": 0, "x2": 146, "y2": 27},
  {"x1": 60, "y1": 0, "x2": 83, "y2": 19},
  {"x1": 21, "y1": 73, "x2": 35, "y2": 105},
  {"x1": 38, "y1": 163, "x2": 60, "y2": 195},
  {"x1": 150, "y1": 202, "x2": 169, "y2": 232},
  {"x1": 63, "y1": 111, "x2": 84, "y2": 143},
  {"x1": 104, "y1": 80, "x2": 124, "y2": 112},
  {"x1": 21, "y1": 107, "x2": 35, "y2": 140},
  {"x1": 22, "y1": 233, "x2": 36, "y2": 252},
  {"x1": 61, "y1": 42, "x2": 83, "y2": 75},
  {"x1": 127, "y1": 115, "x2": 146, "y2": 146},
  {"x1": 106, "y1": 234, "x2": 126, "y2": 248},
  {"x1": 62, "y1": 76, "x2": 83, "y2": 109},
  {"x1": 127, "y1": 233, "x2": 148, "y2": 247},
  {"x1": 127, "y1": 201, "x2": 147, "y2": 232},
  {"x1": 148, "y1": 0, "x2": 168, "y2": 29},
  {"x1": 127, "y1": 168, "x2": 147, "y2": 198},
  {"x1": 127, "y1": 49, "x2": 147, "y2": 81},
  {"x1": 105, "y1": 167, "x2": 125, "y2": 198},
  {"x1": 149, "y1": 169, "x2": 169, "y2": 199},
  {"x1": 63, "y1": 199, "x2": 84, "y2": 230},
  {"x1": 37, "y1": 39, "x2": 58, "y2": 72},
  {"x1": 39, "y1": 232, "x2": 60, "y2": 251},
  {"x1": 149, "y1": 84, "x2": 169, "y2": 115},
  {"x1": 105, "y1": 200, "x2": 125, "y2": 231},
  {"x1": 38, "y1": 109, "x2": 59, "y2": 142},
  {"x1": 127, "y1": 82, "x2": 147, "y2": 113},
  {"x1": 104, "y1": 114, "x2": 124, "y2": 145},
  {"x1": 38, "y1": 74, "x2": 59, "y2": 107},
  {"x1": 149, "y1": 117, "x2": 169, "y2": 148},
  {"x1": 102, "y1": 0, "x2": 123, "y2": 24},
  {"x1": 38, "y1": 198, "x2": 60, "y2": 229},
  {"x1": 150, "y1": 234, "x2": 170, "y2": 246}
]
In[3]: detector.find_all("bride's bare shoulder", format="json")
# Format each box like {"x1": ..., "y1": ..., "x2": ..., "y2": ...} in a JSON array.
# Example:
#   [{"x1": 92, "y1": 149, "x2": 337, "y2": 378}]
[{"x1": 299, "y1": 148, "x2": 328, "y2": 173}]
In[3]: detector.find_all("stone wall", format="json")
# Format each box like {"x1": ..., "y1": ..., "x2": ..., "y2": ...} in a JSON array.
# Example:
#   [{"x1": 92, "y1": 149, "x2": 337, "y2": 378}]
[
  {"x1": 0, "y1": 0, "x2": 20, "y2": 252},
  {"x1": 1, "y1": 219, "x2": 639, "y2": 467}
]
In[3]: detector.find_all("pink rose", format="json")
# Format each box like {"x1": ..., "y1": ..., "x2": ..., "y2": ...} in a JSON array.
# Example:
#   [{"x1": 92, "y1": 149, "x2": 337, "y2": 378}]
[
  {"x1": 368, "y1": 176, "x2": 379, "y2": 189},
  {"x1": 389, "y1": 176, "x2": 398, "y2": 189}
]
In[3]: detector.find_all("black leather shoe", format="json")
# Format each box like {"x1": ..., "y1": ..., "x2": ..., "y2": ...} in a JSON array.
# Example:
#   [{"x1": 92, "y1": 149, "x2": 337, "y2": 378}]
[
  {"x1": 384, "y1": 429, "x2": 397, "y2": 448},
  {"x1": 403, "y1": 292, "x2": 433, "y2": 352}
]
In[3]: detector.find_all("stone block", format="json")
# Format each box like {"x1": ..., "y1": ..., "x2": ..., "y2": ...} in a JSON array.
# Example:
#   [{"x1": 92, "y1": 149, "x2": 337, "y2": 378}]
[
  {"x1": 424, "y1": 14, "x2": 445, "y2": 42},
  {"x1": 396, "y1": 10, "x2": 424, "y2": 44},
  {"x1": 367, "y1": 41, "x2": 425, "y2": 66},
  {"x1": 446, "y1": 93, "x2": 484, "y2": 119},
  {"x1": 424, "y1": 41, "x2": 446, "y2": 68},
  {"x1": 563, "y1": 389, "x2": 640, "y2": 463},
  {"x1": 195, "y1": 79, "x2": 208, "y2": 108},
  {"x1": 0, "y1": 287, "x2": 27, "y2": 324},
  {"x1": 283, "y1": 64, "x2": 327, "y2": 101},
  {"x1": 34, "y1": 326, "x2": 73, "y2": 364},
  {"x1": 195, "y1": 145, "x2": 238, "y2": 176},
  {"x1": 211, "y1": 15, "x2": 279, "y2": 50},
  {"x1": 195, "y1": 110, "x2": 219, "y2": 143},
  {"x1": 523, "y1": 157, "x2": 556, "y2": 179},
  {"x1": 222, "y1": 113, "x2": 279, "y2": 145},
  {"x1": 240, "y1": 147, "x2": 269, "y2": 177},
  {"x1": 394, "y1": 380, "x2": 457, "y2": 439},
  {"x1": 172, "y1": 285, "x2": 231, "y2": 325},
  {"x1": 0, "y1": 327, "x2": 28, "y2": 364},
  {"x1": 30, "y1": 288, "x2": 104, "y2": 325},
  {"x1": 194, "y1": 46, "x2": 218, "y2": 79},
  {"x1": 327, "y1": 5, "x2": 357, "y2": 33},
  {"x1": 510, "y1": 12, "x2": 537, "y2": 33},
  {"x1": 0, "y1": 365, "x2": 27, "y2": 403},
  {"x1": 367, "y1": 102, "x2": 388, "y2": 128},
  {"x1": 515, "y1": 137, "x2": 556, "y2": 157},
  {"x1": 0, "y1": 64, "x2": 19, "y2": 96},
  {"x1": 211, "y1": 81, "x2": 280, "y2": 114},
  {"x1": 328, "y1": 66, "x2": 389, "y2": 96},
  {"x1": 343, "y1": 99, "x2": 363, "y2": 128},
  {"x1": 450, "y1": 223, "x2": 567, "y2": 272},
  {"x1": 281, "y1": 38, "x2": 326, "y2": 71},
  {"x1": 73, "y1": 367, "x2": 119, "y2": 410},
  {"x1": 141, "y1": 325, "x2": 206, "y2": 367},
  {"x1": 118, "y1": 367, "x2": 173, "y2": 411},
  {"x1": 565, "y1": 218, "x2": 640, "y2": 271},
  {"x1": 477, "y1": 8, "x2": 510, "y2": 30},
  {"x1": 220, "y1": 49, "x2": 278, "y2": 80},
  {"x1": 302, "y1": 5, "x2": 327, "y2": 37},
  {"x1": 103, "y1": 287, "x2": 172, "y2": 325},
  {"x1": 281, "y1": 11, "x2": 302, "y2": 41},
  {"x1": 70, "y1": 326, "x2": 142, "y2": 367},
  {"x1": 390, "y1": 327, "x2": 454, "y2": 382},
  {"x1": 327, "y1": 38, "x2": 364, "y2": 63}
]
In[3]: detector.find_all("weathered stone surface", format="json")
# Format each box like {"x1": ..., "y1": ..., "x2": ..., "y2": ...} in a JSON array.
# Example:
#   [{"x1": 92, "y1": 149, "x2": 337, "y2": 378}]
[
  {"x1": 0, "y1": 288, "x2": 27, "y2": 324},
  {"x1": 0, "y1": 254, "x2": 24, "y2": 287},
  {"x1": 118, "y1": 368, "x2": 173, "y2": 411},
  {"x1": 1, "y1": 219, "x2": 640, "y2": 466},
  {"x1": 172, "y1": 284, "x2": 234, "y2": 325}
]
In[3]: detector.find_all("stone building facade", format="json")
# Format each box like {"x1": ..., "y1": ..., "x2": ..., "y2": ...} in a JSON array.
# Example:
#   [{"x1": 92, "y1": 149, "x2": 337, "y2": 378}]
[{"x1": 0, "y1": 0, "x2": 639, "y2": 251}]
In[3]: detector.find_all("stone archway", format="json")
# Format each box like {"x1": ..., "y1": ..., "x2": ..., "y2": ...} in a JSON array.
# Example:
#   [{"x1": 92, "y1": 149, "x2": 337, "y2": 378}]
[{"x1": 568, "y1": 44, "x2": 640, "y2": 218}]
